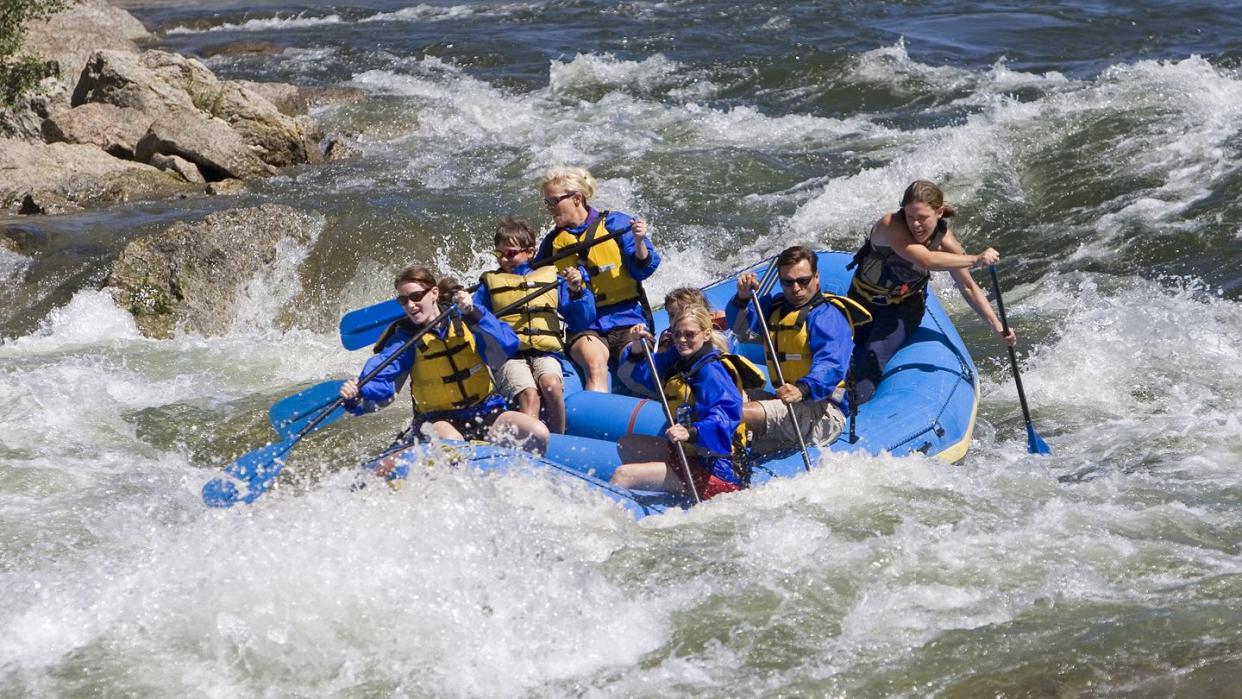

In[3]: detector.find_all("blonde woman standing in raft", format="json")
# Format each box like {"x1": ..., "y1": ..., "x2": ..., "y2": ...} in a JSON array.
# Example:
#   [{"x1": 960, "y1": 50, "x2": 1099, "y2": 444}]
[
  {"x1": 848, "y1": 180, "x2": 1016, "y2": 404},
  {"x1": 535, "y1": 166, "x2": 660, "y2": 392}
]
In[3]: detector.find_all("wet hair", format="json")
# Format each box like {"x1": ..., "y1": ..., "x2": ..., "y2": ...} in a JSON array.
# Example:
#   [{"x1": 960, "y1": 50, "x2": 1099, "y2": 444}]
[
  {"x1": 494, "y1": 216, "x2": 536, "y2": 249},
  {"x1": 539, "y1": 165, "x2": 597, "y2": 203},
  {"x1": 394, "y1": 264, "x2": 437, "y2": 290},
  {"x1": 663, "y1": 286, "x2": 709, "y2": 313},
  {"x1": 900, "y1": 180, "x2": 957, "y2": 218},
  {"x1": 671, "y1": 305, "x2": 729, "y2": 353},
  {"x1": 776, "y1": 245, "x2": 817, "y2": 274}
]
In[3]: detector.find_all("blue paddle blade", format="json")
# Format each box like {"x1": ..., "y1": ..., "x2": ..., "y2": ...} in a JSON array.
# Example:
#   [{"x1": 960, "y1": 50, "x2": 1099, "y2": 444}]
[
  {"x1": 202, "y1": 439, "x2": 293, "y2": 507},
  {"x1": 269, "y1": 380, "x2": 347, "y2": 440},
  {"x1": 339, "y1": 299, "x2": 404, "y2": 351},
  {"x1": 1026, "y1": 423, "x2": 1053, "y2": 455}
]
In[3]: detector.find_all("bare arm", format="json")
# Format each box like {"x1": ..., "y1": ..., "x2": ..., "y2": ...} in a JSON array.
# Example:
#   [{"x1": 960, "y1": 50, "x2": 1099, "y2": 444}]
[
  {"x1": 942, "y1": 233, "x2": 1017, "y2": 346},
  {"x1": 877, "y1": 216, "x2": 996, "y2": 272}
]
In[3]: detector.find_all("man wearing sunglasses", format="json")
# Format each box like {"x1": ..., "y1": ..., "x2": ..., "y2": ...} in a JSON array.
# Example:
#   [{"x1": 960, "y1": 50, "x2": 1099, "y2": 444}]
[{"x1": 727, "y1": 245, "x2": 871, "y2": 454}]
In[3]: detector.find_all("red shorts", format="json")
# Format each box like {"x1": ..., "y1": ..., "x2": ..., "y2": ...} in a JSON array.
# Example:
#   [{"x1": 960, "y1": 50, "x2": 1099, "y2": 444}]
[{"x1": 668, "y1": 452, "x2": 740, "y2": 500}]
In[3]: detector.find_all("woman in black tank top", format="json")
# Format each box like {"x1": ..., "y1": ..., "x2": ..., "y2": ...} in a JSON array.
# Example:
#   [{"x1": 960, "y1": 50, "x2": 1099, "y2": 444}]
[{"x1": 848, "y1": 180, "x2": 1016, "y2": 405}]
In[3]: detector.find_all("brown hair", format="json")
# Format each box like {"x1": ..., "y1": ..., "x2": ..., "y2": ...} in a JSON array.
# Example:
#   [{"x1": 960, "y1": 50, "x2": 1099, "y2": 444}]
[
  {"x1": 394, "y1": 264, "x2": 437, "y2": 290},
  {"x1": 663, "y1": 286, "x2": 709, "y2": 312},
  {"x1": 776, "y1": 245, "x2": 817, "y2": 274},
  {"x1": 494, "y1": 216, "x2": 536, "y2": 249},
  {"x1": 436, "y1": 276, "x2": 462, "y2": 297},
  {"x1": 671, "y1": 305, "x2": 729, "y2": 353},
  {"x1": 900, "y1": 180, "x2": 957, "y2": 218}
]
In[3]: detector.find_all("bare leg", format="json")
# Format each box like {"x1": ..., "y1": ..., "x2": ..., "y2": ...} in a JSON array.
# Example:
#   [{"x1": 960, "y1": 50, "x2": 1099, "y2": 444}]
[
  {"x1": 429, "y1": 420, "x2": 466, "y2": 441},
  {"x1": 610, "y1": 461, "x2": 686, "y2": 493},
  {"x1": 488, "y1": 410, "x2": 550, "y2": 455},
  {"x1": 516, "y1": 387, "x2": 541, "y2": 420},
  {"x1": 537, "y1": 373, "x2": 566, "y2": 434},
  {"x1": 570, "y1": 335, "x2": 611, "y2": 392}
]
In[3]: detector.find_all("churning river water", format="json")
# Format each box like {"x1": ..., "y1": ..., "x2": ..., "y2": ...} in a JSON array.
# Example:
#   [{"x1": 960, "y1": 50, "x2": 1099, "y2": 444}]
[{"x1": 4, "y1": 0, "x2": 1242, "y2": 695}]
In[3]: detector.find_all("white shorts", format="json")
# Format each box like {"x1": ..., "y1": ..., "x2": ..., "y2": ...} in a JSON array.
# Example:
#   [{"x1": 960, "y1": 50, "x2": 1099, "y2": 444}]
[
  {"x1": 750, "y1": 398, "x2": 845, "y2": 454},
  {"x1": 494, "y1": 354, "x2": 564, "y2": 400}
]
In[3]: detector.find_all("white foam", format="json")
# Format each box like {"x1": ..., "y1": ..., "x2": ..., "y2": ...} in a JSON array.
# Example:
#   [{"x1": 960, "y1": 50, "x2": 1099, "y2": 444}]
[
  {"x1": 165, "y1": 13, "x2": 343, "y2": 35},
  {"x1": 549, "y1": 52, "x2": 716, "y2": 100}
]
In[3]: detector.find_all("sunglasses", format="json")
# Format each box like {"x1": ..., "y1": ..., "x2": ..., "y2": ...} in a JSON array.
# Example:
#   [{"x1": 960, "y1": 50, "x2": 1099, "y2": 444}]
[
  {"x1": 543, "y1": 191, "x2": 577, "y2": 208},
  {"x1": 396, "y1": 287, "x2": 433, "y2": 305},
  {"x1": 670, "y1": 330, "x2": 704, "y2": 341},
  {"x1": 779, "y1": 275, "x2": 815, "y2": 288},
  {"x1": 493, "y1": 248, "x2": 532, "y2": 260}
]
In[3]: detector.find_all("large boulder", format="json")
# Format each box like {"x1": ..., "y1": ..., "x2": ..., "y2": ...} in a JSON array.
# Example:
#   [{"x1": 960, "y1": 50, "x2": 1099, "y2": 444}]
[
  {"x1": 1, "y1": 0, "x2": 151, "y2": 144},
  {"x1": 21, "y1": 0, "x2": 151, "y2": 82},
  {"x1": 135, "y1": 110, "x2": 274, "y2": 181},
  {"x1": 41, "y1": 102, "x2": 152, "y2": 159},
  {"x1": 74, "y1": 50, "x2": 321, "y2": 168},
  {"x1": 71, "y1": 49, "x2": 199, "y2": 118},
  {"x1": 0, "y1": 139, "x2": 186, "y2": 213},
  {"x1": 103, "y1": 204, "x2": 323, "y2": 338}
]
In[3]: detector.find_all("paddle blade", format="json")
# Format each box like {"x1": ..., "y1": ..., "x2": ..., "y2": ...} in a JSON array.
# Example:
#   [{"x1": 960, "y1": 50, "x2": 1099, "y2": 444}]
[
  {"x1": 202, "y1": 439, "x2": 293, "y2": 507},
  {"x1": 1026, "y1": 422, "x2": 1053, "y2": 455},
  {"x1": 339, "y1": 299, "x2": 404, "y2": 351},
  {"x1": 269, "y1": 380, "x2": 347, "y2": 440}
]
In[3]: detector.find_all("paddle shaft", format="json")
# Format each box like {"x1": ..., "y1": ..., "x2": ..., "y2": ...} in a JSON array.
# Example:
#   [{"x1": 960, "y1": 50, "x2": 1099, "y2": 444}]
[
  {"x1": 748, "y1": 262, "x2": 814, "y2": 472},
  {"x1": 639, "y1": 337, "x2": 702, "y2": 505},
  {"x1": 988, "y1": 266, "x2": 1036, "y2": 428}
]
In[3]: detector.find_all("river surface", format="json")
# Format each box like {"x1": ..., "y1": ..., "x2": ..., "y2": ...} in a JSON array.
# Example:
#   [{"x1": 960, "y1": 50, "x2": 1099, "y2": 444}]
[{"x1": 4, "y1": 1, "x2": 1242, "y2": 695}]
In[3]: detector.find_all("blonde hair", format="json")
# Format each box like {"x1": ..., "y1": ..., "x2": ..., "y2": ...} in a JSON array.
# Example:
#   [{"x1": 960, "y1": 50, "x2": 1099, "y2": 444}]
[
  {"x1": 671, "y1": 305, "x2": 729, "y2": 353},
  {"x1": 540, "y1": 166, "x2": 597, "y2": 202}
]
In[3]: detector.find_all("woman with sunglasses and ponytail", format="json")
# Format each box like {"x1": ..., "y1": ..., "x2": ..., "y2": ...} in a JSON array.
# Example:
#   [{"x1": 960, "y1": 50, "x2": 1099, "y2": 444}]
[
  {"x1": 847, "y1": 180, "x2": 1015, "y2": 404},
  {"x1": 535, "y1": 166, "x2": 660, "y2": 392},
  {"x1": 339, "y1": 264, "x2": 550, "y2": 469}
]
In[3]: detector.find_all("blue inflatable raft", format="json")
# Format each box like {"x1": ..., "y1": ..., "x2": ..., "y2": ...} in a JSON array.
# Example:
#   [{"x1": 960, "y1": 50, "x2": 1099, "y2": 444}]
[{"x1": 363, "y1": 251, "x2": 979, "y2": 518}]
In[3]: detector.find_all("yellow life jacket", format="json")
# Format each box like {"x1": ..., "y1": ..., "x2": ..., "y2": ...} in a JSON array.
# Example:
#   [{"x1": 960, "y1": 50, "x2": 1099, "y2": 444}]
[
  {"x1": 480, "y1": 265, "x2": 562, "y2": 353},
  {"x1": 374, "y1": 313, "x2": 496, "y2": 413},
  {"x1": 549, "y1": 213, "x2": 645, "y2": 308},
  {"x1": 661, "y1": 351, "x2": 765, "y2": 458},
  {"x1": 766, "y1": 293, "x2": 872, "y2": 386}
]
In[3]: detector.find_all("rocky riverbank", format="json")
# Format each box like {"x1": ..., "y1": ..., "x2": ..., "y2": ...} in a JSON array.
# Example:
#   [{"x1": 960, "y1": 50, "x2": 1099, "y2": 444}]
[{"x1": 0, "y1": 0, "x2": 358, "y2": 215}]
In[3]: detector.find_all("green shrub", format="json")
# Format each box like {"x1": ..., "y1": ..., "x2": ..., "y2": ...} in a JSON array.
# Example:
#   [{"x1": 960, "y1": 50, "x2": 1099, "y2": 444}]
[{"x1": 0, "y1": 0, "x2": 72, "y2": 108}]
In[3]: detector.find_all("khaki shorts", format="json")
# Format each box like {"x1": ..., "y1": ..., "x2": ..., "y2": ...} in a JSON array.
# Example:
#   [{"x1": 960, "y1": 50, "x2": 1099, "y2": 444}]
[
  {"x1": 495, "y1": 354, "x2": 563, "y2": 400},
  {"x1": 750, "y1": 398, "x2": 845, "y2": 454}
]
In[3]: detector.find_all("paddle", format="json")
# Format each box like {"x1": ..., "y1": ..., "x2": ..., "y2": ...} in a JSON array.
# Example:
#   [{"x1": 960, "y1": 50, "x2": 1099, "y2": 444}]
[
  {"x1": 203, "y1": 277, "x2": 565, "y2": 507},
  {"x1": 638, "y1": 336, "x2": 702, "y2": 504},
  {"x1": 268, "y1": 380, "x2": 346, "y2": 440},
  {"x1": 748, "y1": 259, "x2": 815, "y2": 472},
  {"x1": 339, "y1": 226, "x2": 629, "y2": 350},
  {"x1": 988, "y1": 265, "x2": 1052, "y2": 455}
]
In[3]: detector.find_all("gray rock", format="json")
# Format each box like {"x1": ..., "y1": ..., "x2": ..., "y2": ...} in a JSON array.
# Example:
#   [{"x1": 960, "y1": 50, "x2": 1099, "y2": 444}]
[
  {"x1": 0, "y1": 81, "x2": 72, "y2": 143},
  {"x1": 72, "y1": 49, "x2": 199, "y2": 117},
  {"x1": 0, "y1": 139, "x2": 187, "y2": 213},
  {"x1": 149, "y1": 153, "x2": 205, "y2": 183},
  {"x1": 41, "y1": 102, "x2": 152, "y2": 159},
  {"x1": 103, "y1": 204, "x2": 322, "y2": 338},
  {"x1": 74, "y1": 49, "x2": 322, "y2": 169},
  {"x1": 205, "y1": 179, "x2": 245, "y2": 196},
  {"x1": 134, "y1": 110, "x2": 274, "y2": 181},
  {"x1": 20, "y1": 0, "x2": 150, "y2": 89},
  {"x1": 322, "y1": 134, "x2": 361, "y2": 161}
]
